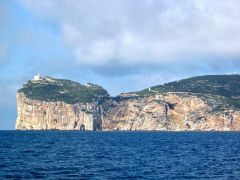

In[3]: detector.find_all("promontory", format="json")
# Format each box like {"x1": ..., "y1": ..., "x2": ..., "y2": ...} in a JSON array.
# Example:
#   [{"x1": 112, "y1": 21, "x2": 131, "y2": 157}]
[{"x1": 16, "y1": 74, "x2": 240, "y2": 131}]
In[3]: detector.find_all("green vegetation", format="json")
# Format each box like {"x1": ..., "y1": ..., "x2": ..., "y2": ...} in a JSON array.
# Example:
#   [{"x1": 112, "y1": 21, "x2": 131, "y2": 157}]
[
  {"x1": 18, "y1": 77, "x2": 109, "y2": 104},
  {"x1": 138, "y1": 75, "x2": 240, "y2": 109},
  {"x1": 140, "y1": 75, "x2": 240, "y2": 97},
  {"x1": 18, "y1": 75, "x2": 240, "y2": 109}
]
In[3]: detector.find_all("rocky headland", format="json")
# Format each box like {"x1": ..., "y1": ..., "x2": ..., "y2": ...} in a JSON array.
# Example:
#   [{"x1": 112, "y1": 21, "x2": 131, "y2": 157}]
[{"x1": 16, "y1": 75, "x2": 240, "y2": 131}]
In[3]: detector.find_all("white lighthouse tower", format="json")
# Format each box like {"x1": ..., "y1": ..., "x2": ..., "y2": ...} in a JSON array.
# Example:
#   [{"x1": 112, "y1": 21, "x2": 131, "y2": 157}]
[{"x1": 33, "y1": 73, "x2": 41, "y2": 81}]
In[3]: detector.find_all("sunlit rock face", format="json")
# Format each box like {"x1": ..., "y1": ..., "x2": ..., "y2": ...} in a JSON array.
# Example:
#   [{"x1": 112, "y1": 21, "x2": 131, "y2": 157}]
[
  {"x1": 16, "y1": 75, "x2": 240, "y2": 131},
  {"x1": 101, "y1": 93, "x2": 240, "y2": 131},
  {"x1": 15, "y1": 93, "x2": 102, "y2": 130}
]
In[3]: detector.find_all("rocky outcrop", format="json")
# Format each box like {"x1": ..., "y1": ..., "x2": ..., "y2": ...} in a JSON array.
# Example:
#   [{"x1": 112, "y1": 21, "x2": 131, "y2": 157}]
[{"x1": 15, "y1": 75, "x2": 240, "y2": 131}]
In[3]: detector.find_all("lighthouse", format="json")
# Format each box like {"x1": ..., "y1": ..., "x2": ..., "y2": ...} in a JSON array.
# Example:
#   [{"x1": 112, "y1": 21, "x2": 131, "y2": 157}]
[{"x1": 33, "y1": 74, "x2": 41, "y2": 81}]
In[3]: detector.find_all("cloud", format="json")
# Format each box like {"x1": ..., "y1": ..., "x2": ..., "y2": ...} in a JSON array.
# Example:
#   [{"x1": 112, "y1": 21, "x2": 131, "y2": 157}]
[{"x1": 19, "y1": 0, "x2": 240, "y2": 67}]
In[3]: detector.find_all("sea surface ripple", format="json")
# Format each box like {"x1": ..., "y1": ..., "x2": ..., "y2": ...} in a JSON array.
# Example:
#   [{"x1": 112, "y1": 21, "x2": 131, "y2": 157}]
[{"x1": 1, "y1": 131, "x2": 240, "y2": 179}]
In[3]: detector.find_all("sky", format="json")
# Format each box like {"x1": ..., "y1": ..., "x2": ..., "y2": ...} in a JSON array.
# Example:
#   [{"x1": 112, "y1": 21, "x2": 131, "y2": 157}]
[{"x1": 0, "y1": 0, "x2": 240, "y2": 129}]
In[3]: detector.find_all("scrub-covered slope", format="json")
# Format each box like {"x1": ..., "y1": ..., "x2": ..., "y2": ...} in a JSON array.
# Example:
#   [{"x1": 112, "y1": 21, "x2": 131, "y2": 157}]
[
  {"x1": 18, "y1": 76, "x2": 109, "y2": 104},
  {"x1": 139, "y1": 75, "x2": 240, "y2": 108}
]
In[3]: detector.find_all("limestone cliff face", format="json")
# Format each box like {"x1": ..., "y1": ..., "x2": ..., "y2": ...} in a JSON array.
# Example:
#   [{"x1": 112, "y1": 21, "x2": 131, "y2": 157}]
[
  {"x1": 16, "y1": 75, "x2": 240, "y2": 131},
  {"x1": 15, "y1": 93, "x2": 101, "y2": 130},
  {"x1": 101, "y1": 93, "x2": 240, "y2": 131},
  {"x1": 16, "y1": 92, "x2": 240, "y2": 131}
]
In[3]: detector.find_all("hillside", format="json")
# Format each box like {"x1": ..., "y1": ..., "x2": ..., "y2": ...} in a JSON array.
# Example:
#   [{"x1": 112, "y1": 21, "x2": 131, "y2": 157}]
[
  {"x1": 18, "y1": 76, "x2": 109, "y2": 104},
  {"x1": 138, "y1": 75, "x2": 240, "y2": 108}
]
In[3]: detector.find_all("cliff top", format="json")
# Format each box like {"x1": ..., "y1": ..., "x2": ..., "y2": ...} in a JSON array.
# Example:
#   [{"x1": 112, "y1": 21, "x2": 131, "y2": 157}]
[
  {"x1": 18, "y1": 74, "x2": 240, "y2": 107},
  {"x1": 138, "y1": 74, "x2": 240, "y2": 108},
  {"x1": 143, "y1": 75, "x2": 240, "y2": 97},
  {"x1": 18, "y1": 76, "x2": 109, "y2": 104}
]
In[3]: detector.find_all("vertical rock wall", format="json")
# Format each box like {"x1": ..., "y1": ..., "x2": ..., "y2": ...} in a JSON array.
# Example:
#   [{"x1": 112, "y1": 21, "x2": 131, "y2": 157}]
[
  {"x1": 15, "y1": 93, "x2": 101, "y2": 130},
  {"x1": 101, "y1": 93, "x2": 240, "y2": 131},
  {"x1": 16, "y1": 92, "x2": 240, "y2": 131}
]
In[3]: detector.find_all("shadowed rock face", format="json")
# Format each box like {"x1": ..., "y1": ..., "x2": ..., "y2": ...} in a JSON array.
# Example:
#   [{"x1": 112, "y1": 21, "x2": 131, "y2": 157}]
[{"x1": 16, "y1": 75, "x2": 240, "y2": 131}]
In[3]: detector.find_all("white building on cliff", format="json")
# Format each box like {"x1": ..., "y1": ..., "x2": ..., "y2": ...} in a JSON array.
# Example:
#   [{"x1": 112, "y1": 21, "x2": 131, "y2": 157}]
[{"x1": 33, "y1": 74, "x2": 41, "y2": 81}]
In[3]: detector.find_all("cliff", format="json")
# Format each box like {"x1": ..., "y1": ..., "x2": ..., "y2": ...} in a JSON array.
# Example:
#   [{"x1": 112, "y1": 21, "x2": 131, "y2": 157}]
[
  {"x1": 15, "y1": 76, "x2": 108, "y2": 130},
  {"x1": 15, "y1": 92, "x2": 102, "y2": 130},
  {"x1": 101, "y1": 93, "x2": 240, "y2": 131},
  {"x1": 16, "y1": 75, "x2": 240, "y2": 131}
]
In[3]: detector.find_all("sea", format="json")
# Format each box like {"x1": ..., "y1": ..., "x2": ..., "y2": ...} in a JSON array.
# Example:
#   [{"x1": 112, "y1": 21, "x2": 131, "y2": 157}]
[{"x1": 1, "y1": 131, "x2": 240, "y2": 179}]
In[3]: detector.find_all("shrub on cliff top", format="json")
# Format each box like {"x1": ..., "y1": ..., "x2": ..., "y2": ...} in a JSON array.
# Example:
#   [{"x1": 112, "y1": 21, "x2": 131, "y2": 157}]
[{"x1": 18, "y1": 77, "x2": 109, "y2": 104}]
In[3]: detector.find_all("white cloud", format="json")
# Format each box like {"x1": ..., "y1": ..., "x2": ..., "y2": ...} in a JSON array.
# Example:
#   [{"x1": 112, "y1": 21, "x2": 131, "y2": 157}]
[{"x1": 19, "y1": 0, "x2": 240, "y2": 66}]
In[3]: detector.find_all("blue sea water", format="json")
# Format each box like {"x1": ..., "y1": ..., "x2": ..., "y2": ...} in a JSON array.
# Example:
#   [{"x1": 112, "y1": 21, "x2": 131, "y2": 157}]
[{"x1": 1, "y1": 131, "x2": 240, "y2": 179}]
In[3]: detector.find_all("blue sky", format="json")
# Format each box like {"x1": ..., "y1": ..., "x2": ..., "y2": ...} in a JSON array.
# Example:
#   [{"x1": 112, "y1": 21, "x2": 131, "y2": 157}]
[{"x1": 0, "y1": 0, "x2": 240, "y2": 129}]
